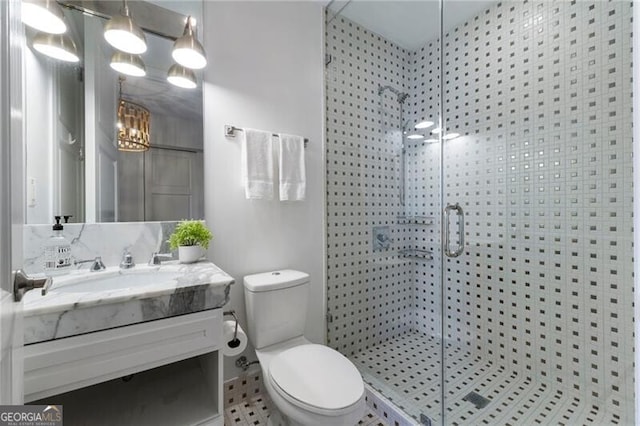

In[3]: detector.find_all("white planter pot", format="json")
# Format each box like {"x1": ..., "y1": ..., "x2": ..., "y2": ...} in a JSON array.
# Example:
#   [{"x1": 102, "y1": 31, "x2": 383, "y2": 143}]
[{"x1": 178, "y1": 245, "x2": 202, "y2": 264}]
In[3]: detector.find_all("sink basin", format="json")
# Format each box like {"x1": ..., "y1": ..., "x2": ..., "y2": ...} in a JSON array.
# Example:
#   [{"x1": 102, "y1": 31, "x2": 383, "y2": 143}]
[
  {"x1": 22, "y1": 260, "x2": 234, "y2": 346},
  {"x1": 50, "y1": 269, "x2": 183, "y2": 293}
]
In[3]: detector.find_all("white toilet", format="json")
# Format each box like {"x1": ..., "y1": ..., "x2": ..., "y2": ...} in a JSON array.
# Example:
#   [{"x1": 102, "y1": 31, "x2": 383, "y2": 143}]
[{"x1": 243, "y1": 270, "x2": 365, "y2": 426}]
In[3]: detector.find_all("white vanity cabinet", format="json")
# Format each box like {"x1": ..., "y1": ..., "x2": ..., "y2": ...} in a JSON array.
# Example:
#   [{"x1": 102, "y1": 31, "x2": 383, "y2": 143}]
[{"x1": 24, "y1": 309, "x2": 225, "y2": 426}]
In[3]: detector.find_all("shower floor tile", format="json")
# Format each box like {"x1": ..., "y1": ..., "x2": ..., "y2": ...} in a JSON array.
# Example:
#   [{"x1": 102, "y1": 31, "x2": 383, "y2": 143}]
[{"x1": 350, "y1": 332, "x2": 627, "y2": 425}]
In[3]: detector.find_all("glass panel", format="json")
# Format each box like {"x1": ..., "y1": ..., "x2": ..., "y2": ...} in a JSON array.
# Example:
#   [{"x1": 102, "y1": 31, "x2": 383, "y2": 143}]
[
  {"x1": 325, "y1": 2, "x2": 444, "y2": 423},
  {"x1": 442, "y1": 1, "x2": 634, "y2": 424}
]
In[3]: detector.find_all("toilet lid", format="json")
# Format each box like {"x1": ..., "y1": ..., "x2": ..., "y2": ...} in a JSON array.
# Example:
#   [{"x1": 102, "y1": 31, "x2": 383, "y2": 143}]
[{"x1": 269, "y1": 344, "x2": 364, "y2": 411}]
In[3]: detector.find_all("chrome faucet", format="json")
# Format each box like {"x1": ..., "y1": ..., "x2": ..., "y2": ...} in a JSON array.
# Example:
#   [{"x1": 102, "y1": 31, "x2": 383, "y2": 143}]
[
  {"x1": 148, "y1": 252, "x2": 173, "y2": 266},
  {"x1": 74, "y1": 256, "x2": 106, "y2": 272},
  {"x1": 120, "y1": 249, "x2": 135, "y2": 269}
]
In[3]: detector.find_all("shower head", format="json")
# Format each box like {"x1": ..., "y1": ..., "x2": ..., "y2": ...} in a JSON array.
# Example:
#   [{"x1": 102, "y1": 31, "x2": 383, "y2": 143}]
[{"x1": 378, "y1": 84, "x2": 409, "y2": 104}]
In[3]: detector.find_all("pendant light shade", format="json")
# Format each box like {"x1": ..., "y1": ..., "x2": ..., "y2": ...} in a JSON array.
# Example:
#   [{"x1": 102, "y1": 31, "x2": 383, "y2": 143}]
[
  {"x1": 33, "y1": 32, "x2": 79, "y2": 63},
  {"x1": 171, "y1": 17, "x2": 207, "y2": 70},
  {"x1": 167, "y1": 63, "x2": 197, "y2": 89},
  {"x1": 104, "y1": 1, "x2": 147, "y2": 54},
  {"x1": 22, "y1": 0, "x2": 67, "y2": 34},
  {"x1": 110, "y1": 52, "x2": 146, "y2": 77}
]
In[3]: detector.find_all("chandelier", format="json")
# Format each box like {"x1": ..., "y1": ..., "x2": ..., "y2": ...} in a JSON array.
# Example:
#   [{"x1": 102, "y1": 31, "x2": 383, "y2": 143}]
[{"x1": 116, "y1": 77, "x2": 150, "y2": 152}]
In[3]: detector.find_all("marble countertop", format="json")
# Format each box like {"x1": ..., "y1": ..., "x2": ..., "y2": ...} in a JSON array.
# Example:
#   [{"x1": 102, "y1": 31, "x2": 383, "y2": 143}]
[{"x1": 23, "y1": 260, "x2": 234, "y2": 345}]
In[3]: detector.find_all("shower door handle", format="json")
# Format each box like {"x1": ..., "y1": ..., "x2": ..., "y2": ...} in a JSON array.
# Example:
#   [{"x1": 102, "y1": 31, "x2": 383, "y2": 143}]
[{"x1": 444, "y1": 203, "x2": 465, "y2": 257}]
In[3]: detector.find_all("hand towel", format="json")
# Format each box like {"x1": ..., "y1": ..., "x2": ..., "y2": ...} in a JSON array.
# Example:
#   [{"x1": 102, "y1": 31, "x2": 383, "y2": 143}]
[
  {"x1": 241, "y1": 129, "x2": 274, "y2": 199},
  {"x1": 278, "y1": 133, "x2": 306, "y2": 201}
]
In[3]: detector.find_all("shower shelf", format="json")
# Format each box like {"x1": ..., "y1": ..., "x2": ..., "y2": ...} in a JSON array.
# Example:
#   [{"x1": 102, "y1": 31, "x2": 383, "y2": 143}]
[
  {"x1": 398, "y1": 248, "x2": 433, "y2": 260},
  {"x1": 397, "y1": 215, "x2": 434, "y2": 225}
]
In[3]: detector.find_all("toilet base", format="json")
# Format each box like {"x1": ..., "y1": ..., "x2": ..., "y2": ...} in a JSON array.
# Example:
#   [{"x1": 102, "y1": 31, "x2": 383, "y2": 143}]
[{"x1": 266, "y1": 405, "x2": 298, "y2": 426}]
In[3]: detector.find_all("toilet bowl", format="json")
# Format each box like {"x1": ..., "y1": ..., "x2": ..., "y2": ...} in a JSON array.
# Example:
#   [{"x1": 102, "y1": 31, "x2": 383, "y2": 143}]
[
  {"x1": 256, "y1": 337, "x2": 365, "y2": 426},
  {"x1": 243, "y1": 270, "x2": 366, "y2": 426}
]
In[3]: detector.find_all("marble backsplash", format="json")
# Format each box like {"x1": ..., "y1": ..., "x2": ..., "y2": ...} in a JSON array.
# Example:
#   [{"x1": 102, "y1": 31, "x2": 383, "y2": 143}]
[{"x1": 24, "y1": 221, "x2": 178, "y2": 275}]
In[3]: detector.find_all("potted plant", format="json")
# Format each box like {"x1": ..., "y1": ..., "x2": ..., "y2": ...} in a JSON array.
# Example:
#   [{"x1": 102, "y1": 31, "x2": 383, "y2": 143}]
[{"x1": 168, "y1": 220, "x2": 213, "y2": 263}]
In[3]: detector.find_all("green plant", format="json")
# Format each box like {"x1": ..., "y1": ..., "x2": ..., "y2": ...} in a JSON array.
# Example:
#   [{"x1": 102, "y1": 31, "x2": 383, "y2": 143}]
[{"x1": 168, "y1": 220, "x2": 213, "y2": 250}]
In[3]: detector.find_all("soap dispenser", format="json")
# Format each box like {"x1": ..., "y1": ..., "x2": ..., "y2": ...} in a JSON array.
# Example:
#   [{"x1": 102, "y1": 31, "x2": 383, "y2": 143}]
[{"x1": 43, "y1": 216, "x2": 72, "y2": 274}]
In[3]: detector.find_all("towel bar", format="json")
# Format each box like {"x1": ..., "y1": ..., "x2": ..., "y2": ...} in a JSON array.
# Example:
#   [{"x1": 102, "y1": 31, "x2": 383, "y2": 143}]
[{"x1": 224, "y1": 125, "x2": 309, "y2": 147}]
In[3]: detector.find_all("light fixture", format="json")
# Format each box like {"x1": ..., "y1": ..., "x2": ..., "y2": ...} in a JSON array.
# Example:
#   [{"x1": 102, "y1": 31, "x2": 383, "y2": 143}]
[
  {"x1": 414, "y1": 120, "x2": 434, "y2": 130},
  {"x1": 117, "y1": 78, "x2": 151, "y2": 152},
  {"x1": 22, "y1": 0, "x2": 66, "y2": 34},
  {"x1": 171, "y1": 16, "x2": 207, "y2": 70},
  {"x1": 167, "y1": 63, "x2": 197, "y2": 89},
  {"x1": 104, "y1": 0, "x2": 147, "y2": 54},
  {"x1": 407, "y1": 134, "x2": 424, "y2": 140},
  {"x1": 32, "y1": 32, "x2": 79, "y2": 62},
  {"x1": 110, "y1": 52, "x2": 146, "y2": 77},
  {"x1": 425, "y1": 138, "x2": 439, "y2": 143},
  {"x1": 442, "y1": 132, "x2": 460, "y2": 140},
  {"x1": 431, "y1": 127, "x2": 442, "y2": 134}
]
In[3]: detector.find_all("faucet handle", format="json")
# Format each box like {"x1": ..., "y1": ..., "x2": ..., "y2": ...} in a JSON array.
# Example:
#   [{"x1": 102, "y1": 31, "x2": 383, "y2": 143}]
[
  {"x1": 120, "y1": 249, "x2": 135, "y2": 269},
  {"x1": 91, "y1": 256, "x2": 106, "y2": 271},
  {"x1": 13, "y1": 270, "x2": 52, "y2": 301},
  {"x1": 149, "y1": 252, "x2": 173, "y2": 266}
]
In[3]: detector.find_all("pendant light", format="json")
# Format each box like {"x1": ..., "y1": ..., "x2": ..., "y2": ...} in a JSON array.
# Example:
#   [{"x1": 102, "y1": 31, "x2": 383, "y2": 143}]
[
  {"x1": 32, "y1": 32, "x2": 79, "y2": 63},
  {"x1": 104, "y1": 0, "x2": 147, "y2": 54},
  {"x1": 110, "y1": 52, "x2": 146, "y2": 77},
  {"x1": 22, "y1": 0, "x2": 66, "y2": 34},
  {"x1": 167, "y1": 63, "x2": 197, "y2": 89},
  {"x1": 171, "y1": 17, "x2": 207, "y2": 70}
]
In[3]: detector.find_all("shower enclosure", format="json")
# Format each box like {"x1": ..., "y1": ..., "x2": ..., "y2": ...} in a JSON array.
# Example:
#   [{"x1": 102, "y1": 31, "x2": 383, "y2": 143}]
[{"x1": 325, "y1": 1, "x2": 634, "y2": 425}]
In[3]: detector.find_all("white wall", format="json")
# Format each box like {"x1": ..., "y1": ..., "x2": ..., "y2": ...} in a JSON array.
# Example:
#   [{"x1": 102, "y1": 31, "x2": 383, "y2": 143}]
[
  {"x1": 202, "y1": 1, "x2": 325, "y2": 380},
  {"x1": 24, "y1": 47, "x2": 53, "y2": 225}
]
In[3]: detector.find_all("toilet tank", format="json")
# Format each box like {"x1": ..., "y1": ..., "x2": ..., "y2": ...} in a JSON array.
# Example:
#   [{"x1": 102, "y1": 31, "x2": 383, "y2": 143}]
[{"x1": 243, "y1": 270, "x2": 310, "y2": 349}]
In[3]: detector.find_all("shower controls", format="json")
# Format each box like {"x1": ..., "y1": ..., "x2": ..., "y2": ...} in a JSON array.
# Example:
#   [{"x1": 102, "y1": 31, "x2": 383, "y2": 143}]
[{"x1": 372, "y1": 226, "x2": 392, "y2": 251}]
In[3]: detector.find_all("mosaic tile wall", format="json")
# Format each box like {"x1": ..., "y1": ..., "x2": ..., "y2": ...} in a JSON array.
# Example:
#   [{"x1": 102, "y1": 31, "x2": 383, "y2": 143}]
[
  {"x1": 326, "y1": 0, "x2": 634, "y2": 422},
  {"x1": 325, "y1": 15, "x2": 415, "y2": 356}
]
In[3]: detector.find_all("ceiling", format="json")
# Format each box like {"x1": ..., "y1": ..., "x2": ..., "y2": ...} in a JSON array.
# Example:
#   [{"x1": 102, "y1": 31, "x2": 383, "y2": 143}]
[{"x1": 328, "y1": 0, "x2": 496, "y2": 51}]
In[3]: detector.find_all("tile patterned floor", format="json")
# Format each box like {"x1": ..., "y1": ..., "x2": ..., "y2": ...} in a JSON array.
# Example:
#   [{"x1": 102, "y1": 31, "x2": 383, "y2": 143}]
[
  {"x1": 223, "y1": 394, "x2": 389, "y2": 426},
  {"x1": 350, "y1": 332, "x2": 627, "y2": 425}
]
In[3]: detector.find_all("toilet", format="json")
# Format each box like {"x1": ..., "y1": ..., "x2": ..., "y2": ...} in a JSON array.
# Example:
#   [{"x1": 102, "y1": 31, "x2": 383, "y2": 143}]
[{"x1": 243, "y1": 270, "x2": 365, "y2": 426}]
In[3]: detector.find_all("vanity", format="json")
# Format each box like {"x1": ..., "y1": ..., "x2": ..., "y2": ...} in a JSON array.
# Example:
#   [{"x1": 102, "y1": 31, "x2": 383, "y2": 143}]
[
  {"x1": 21, "y1": 260, "x2": 233, "y2": 426},
  {"x1": 18, "y1": 0, "x2": 224, "y2": 421}
]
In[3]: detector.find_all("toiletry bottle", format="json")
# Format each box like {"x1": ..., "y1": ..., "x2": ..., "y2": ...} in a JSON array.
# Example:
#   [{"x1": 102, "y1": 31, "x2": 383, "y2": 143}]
[{"x1": 43, "y1": 216, "x2": 72, "y2": 275}]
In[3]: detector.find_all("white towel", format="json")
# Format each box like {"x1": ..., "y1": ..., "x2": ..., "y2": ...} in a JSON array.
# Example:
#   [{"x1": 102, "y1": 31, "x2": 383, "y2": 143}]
[
  {"x1": 278, "y1": 133, "x2": 306, "y2": 201},
  {"x1": 241, "y1": 129, "x2": 274, "y2": 200}
]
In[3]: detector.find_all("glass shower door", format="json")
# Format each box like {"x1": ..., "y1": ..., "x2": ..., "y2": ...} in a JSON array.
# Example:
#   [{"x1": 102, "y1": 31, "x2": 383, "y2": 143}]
[
  {"x1": 324, "y1": 1, "x2": 446, "y2": 423},
  {"x1": 440, "y1": 0, "x2": 635, "y2": 424}
]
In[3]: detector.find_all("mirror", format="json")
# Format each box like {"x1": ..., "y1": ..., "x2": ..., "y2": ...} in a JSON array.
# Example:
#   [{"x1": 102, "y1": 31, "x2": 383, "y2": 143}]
[{"x1": 23, "y1": 0, "x2": 204, "y2": 224}]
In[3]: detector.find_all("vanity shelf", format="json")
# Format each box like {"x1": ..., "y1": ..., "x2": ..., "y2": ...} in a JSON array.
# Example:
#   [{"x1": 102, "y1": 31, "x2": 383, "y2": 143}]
[
  {"x1": 397, "y1": 215, "x2": 435, "y2": 225},
  {"x1": 398, "y1": 248, "x2": 433, "y2": 260},
  {"x1": 24, "y1": 308, "x2": 224, "y2": 425},
  {"x1": 31, "y1": 355, "x2": 221, "y2": 426}
]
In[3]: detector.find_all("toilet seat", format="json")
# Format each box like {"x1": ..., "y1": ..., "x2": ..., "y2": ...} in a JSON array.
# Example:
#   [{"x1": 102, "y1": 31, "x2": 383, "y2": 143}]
[{"x1": 268, "y1": 344, "x2": 364, "y2": 416}]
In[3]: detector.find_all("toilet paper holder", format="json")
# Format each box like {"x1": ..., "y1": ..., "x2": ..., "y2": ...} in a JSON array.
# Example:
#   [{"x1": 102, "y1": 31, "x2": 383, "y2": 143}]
[{"x1": 223, "y1": 310, "x2": 242, "y2": 348}]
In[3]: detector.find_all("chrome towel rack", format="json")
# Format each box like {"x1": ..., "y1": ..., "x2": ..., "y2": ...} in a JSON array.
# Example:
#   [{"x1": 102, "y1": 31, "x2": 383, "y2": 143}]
[{"x1": 224, "y1": 125, "x2": 309, "y2": 147}]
